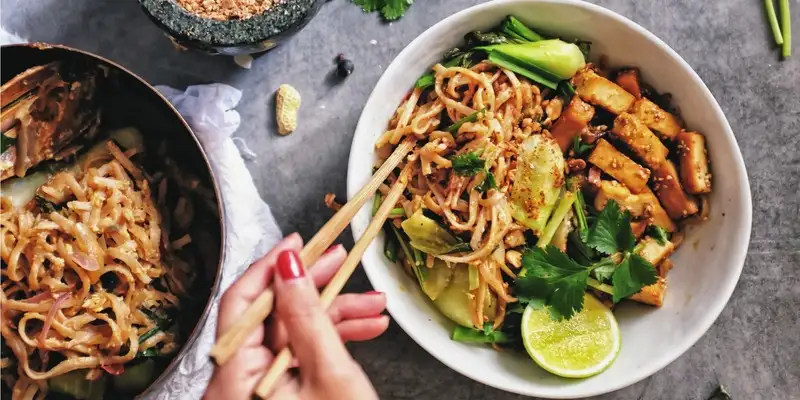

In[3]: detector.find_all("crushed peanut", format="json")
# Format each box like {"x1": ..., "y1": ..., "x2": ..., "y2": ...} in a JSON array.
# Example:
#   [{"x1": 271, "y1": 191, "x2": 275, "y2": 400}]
[
  {"x1": 175, "y1": 0, "x2": 277, "y2": 21},
  {"x1": 276, "y1": 84, "x2": 301, "y2": 135}
]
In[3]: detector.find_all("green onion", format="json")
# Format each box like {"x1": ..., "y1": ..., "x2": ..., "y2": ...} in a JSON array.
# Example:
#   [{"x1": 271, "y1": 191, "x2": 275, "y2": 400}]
[
  {"x1": 573, "y1": 190, "x2": 589, "y2": 239},
  {"x1": 447, "y1": 108, "x2": 486, "y2": 133},
  {"x1": 138, "y1": 327, "x2": 160, "y2": 343},
  {"x1": 766, "y1": 0, "x2": 785, "y2": 45},
  {"x1": 372, "y1": 192, "x2": 383, "y2": 217},
  {"x1": 780, "y1": 0, "x2": 791, "y2": 58},
  {"x1": 389, "y1": 207, "x2": 406, "y2": 217}
]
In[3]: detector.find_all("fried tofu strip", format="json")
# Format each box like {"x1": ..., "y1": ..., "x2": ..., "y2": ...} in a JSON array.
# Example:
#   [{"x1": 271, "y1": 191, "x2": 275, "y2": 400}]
[
  {"x1": 631, "y1": 220, "x2": 648, "y2": 239},
  {"x1": 550, "y1": 97, "x2": 595, "y2": 152},
  {"x1": 588, "y1": 139, "x2": 651, "y2": 193},
  {"x1": 652, "y1": 160, "x2": 699, "y2": 219},
  {"x1": 594, "y1": 180, "x2": 676, "y2": 232},
  {"x1": 630, "y1": 98, "x2": 682, "y2": 140},
  {"x1": 629, "y1": 237, "x2": 675, "y2": 307},
  {"x1": 630, "y1": 277, "x2": 666, "y2": 307},
  {"x1": 572, "y1": 68, "x2": 635, "y2": 115},
  {"x1": 610, "y1": 113, "x2": 669, "y2": 169},
  {"x1": 615, "y1": 68, "x2": 642, "y2": 99},
  {"x1": 676, "y1": 131, "x2": 712, "y2": 194}
]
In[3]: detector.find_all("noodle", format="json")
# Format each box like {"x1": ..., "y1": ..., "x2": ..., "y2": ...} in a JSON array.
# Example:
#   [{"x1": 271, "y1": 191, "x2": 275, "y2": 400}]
[{"x1": 0, "y1": 139, "x2": 195, "y2": 399}]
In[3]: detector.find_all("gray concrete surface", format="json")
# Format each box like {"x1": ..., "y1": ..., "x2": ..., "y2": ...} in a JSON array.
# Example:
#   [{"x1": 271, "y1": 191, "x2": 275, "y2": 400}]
[{"x1": 2, "y1": 0, "x2": 798, "y2": 399}]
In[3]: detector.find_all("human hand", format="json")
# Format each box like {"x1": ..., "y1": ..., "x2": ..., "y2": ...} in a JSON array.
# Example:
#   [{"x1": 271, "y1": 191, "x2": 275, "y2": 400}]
[{"x1": 204, "y1": 233, "x2": 388, "y2": 400}]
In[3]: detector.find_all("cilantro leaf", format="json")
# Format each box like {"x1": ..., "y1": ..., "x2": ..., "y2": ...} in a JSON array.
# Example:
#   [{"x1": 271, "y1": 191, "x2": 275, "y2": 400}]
[
  {"x1": 586, "y1": 200, "x2": 635, "y2": 254},
  {"x1": 647, "y1": 225, "x2": 670, "y2": 245},
  {"x1": 451, "y1": 152, "x2": 485, "y2": 176},
  {"x1": 610, "y1": 253, "x2": 658, "y2": 302},
  {"x1": 475, "y1": 172, "x2": 497, "y2": 193},
  {"x1": 590, "y1": 256, "x2": 618, "y2": 283},
  {"x1": 517, "y1": 245, "x2": 591, "y2": 320},
  {"x1": 482, "y1": 321, "x2": 494, "y2": 335},
  {"x1": 352, "y1": 0, "x2": 382, "y2": 12},
  {"x1": 380, "y1": 0, "x2": 412, "y2": 21}
]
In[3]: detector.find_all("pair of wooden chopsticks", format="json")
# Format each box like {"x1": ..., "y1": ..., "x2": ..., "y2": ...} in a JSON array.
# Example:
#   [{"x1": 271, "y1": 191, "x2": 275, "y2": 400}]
[{"x1": 209, "y1": 137, "x2": 416, "y2": 398}]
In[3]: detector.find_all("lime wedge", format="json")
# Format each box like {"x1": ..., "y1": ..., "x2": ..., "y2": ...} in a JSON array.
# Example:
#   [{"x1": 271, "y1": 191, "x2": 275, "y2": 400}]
[{"x1": 521, "y1": 294, "x2": 620, "y2": 378}]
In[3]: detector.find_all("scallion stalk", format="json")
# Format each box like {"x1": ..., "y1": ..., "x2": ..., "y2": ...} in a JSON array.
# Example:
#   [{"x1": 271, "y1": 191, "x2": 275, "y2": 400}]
[
  {"x1": 766, "y1": 0, "x2": 784, "y2": 45},
  {"x1": 780, "y1": 0, "x2": 792, "y2": 58}
]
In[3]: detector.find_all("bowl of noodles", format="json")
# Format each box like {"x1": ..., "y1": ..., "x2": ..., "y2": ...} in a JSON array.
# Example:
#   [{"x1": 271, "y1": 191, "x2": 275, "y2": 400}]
[
  {"x1": 347, "y1": 0, "x2": 751, "y2": 398},
  {"x1": 0, "y1": 44, "x2": 223, "y2": 399}
]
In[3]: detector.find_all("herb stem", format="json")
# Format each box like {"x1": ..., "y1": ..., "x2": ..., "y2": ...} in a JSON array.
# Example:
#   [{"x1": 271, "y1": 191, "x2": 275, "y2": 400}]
[
  {"x1": 766, "y1": 0, "x2": 785, "y2": 45},
  {"x1": 587, "y1": 277, "x2": 614, "y2": 295},
  {"x1": 779, "y1": 0, "x2": 792, "y2": 58},
  {"x1": 573, "y1": 190, "x2": 589, "y2": 237},
  {"x1": 537, "y1": 191, "x2": 577, "y2": 248}
]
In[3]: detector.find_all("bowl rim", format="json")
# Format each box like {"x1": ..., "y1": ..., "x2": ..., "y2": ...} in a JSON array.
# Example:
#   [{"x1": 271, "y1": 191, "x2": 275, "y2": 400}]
[
  {"x1": 346, "y1": 0, "x2": 753, "y2": 397},
  {"x1": 0, "y1": 42, "x2": 227, "y2": 398}
]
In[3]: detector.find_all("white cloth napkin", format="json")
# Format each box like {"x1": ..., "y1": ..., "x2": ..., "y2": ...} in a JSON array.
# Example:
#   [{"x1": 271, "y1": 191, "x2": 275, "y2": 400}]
[
  {"x1": 148, "y1": 84, "x2": 283, "y2": 399},
  {"x1": 1, "y1": 27, "x2": 283, "y2": 399}
]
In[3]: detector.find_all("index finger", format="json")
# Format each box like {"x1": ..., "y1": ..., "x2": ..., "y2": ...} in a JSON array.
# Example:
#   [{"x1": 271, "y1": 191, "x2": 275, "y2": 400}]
[{"x1": 217, "y1": 233, "x2": 303, "y2": 337}]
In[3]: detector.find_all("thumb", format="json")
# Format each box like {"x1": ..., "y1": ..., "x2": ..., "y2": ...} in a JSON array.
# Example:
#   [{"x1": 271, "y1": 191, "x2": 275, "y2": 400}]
[{"x1": 273, "y1": 250, "x2": 354, "y2": 377}]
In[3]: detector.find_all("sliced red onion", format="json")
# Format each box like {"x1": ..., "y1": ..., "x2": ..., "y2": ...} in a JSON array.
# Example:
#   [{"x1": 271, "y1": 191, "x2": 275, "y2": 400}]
[{"x1": 38, "y1": 292, "x2": 71, "y2": 347}]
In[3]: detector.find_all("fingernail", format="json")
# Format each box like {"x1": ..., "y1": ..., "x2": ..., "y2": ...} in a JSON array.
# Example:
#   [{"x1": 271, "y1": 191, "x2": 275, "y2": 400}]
[
  {"x1": 365, "y1": 290, "x2": 384, "y2": 295},
  {"x1": 323, "y1": 244, "x2": 343, "y2": 255},
  {"x1": 277, "y1": 250, "x2": 305, "y2": 281}
]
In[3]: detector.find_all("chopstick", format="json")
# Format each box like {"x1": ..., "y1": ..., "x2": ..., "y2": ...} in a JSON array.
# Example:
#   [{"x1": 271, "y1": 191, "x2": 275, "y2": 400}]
[
  {"x1": 254, "y1": 162, "x2": 413, "y2": 398},
  {"x1": 209, "y1": 137, "x2": 415, "y2": 366}
]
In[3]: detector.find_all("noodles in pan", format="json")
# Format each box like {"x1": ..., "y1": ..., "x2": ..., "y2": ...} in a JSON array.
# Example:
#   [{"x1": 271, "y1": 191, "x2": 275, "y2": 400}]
[{"x1": 1, "y1": 133, "x2": 198, "y2": 400}]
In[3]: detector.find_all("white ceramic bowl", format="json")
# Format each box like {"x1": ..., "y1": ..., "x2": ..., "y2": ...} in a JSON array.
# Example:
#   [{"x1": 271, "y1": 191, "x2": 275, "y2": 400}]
[{"x1": 347, "y1": 1, "x2": 752, "y2": 397}]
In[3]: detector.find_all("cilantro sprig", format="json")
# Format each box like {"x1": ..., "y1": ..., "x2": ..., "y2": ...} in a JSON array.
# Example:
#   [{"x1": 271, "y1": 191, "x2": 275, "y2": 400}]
[
  {"x1": 515, "y1": 200, "x2": 658, "y2": 320},
  {"x1": 353, "y1": 0, "x2": 414, "y2": 21},
  {"x1": 451, "y1": 152, "x2": 485, "y2": 176}
]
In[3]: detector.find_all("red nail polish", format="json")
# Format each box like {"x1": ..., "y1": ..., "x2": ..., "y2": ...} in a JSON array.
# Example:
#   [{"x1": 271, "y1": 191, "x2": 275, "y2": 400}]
[
  {"x1": 277, "y1": 250, "x2": 305, "y2": 280},
  {"x1": 365, "y1": 290, "x2": 384, "y2": 295}
]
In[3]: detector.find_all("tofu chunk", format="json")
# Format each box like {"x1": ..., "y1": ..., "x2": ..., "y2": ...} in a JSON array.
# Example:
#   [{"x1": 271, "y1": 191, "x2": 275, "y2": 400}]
[
  {"x1": 614, "y1": 68, "x2": 642, "y2": 99},
  {"x1": 572, "y1": 68, "x2": 635, "y2": 115},
  {"x1": 637, "y1": 236, "x2": 676, "y2": 266},
  {"x1": 594, "y1": 180, "x2": 677, "y2": 232},
  {"x1": 652, "y1": 160, "x2": 699, "y2": 219},
  {"x1": 630, "y1": 276, "x2": 666, "y2": 307},
  {"x1": 610, "y1": 113, "x2": 669, "y2": 169},
  {"x1": 630, "y1": 98, "x2": 682, "y2": 139},
  {"x1": 588, "y1": 139, "x2": 651, "y2": 193},
  {"x1": 550, "y1": 97, "x2": 595, "y2": 152},
  {"x1": 676, "y1": 131, "x2": 712, "y2": 194}
]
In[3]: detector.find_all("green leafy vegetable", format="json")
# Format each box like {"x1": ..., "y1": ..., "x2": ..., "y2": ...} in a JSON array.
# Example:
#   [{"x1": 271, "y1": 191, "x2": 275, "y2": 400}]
[
  {"x1": 384, "y1": 233, "x2": 398, "y2": 262},
  {"x1": 517, "y1": 200, "x2": 658, "y2": 319},
  {"x1": 501, "y1": 15, "x2": 545, "y2": 42},
  {"x1": 586, "y1": 200, "x2": 635, "y2": 255},
  {"x1": 136, "y1": 348, "x2": 159, "y2": 358},
  {"x1": 401, "y1": 209, "x2": 471, "y2": 255},
  {"x1": 450, "y1": 152, "x2": 486, "y2": 176},
  {"x1": 49, "y1": 371, "x2": 107, "y2": 400},
  {"x1": 113, "y1": 359, "x2": 156, "y2": 392},
  {"x1": 352, "y1": 0, "x2": 413, "y2": 21},
  {"x1": 611, "y1": 253, "x2": 657, "y2": 302},
  {"x1": 138, "y1": 327, "x2": 160, "y2": 343},
  {"x1": 451, "y1": 325, "x2": 509, "y2": 344},
  {"x1": 516, "y1": 245, "x2": 592, "y2": 320},
  {"x1": 557, "y1": 81, "x2": 577, "y2": 102},
  {"x1": 448, "y1": 108, "x2": 486, "y2": 134},
  {"x1": 646, "y1": 225, "x2": 670, "y2": 245},
  {"x1": 0, "y1": 134, "x2": 15, "y2": 154},
  {"x1": 510, "y1": 134, "x2": 565, "y2": 235},
  {"x1": 388, "y1": 224, "x2": 424, "y2": 283},
  {"x1": 480, "y1": 40, "x2": 587, "y2": 80},
  {"x1": 465, "y1": 31, "x2": 515, "y2": 46},
  {"x1": 420, "y1": 259, "x2": 455, "y2": 300},
  {"x1": 474, "y1": 172, "x2": 497, "y2": 193},
  {"x1": 415, "y1": 73, "x2": 434, "y2": 90},
  {"x1": 536, "y1": 191, "x2": 576, "y2": 248},
  {"x1": 486, "y1": 51, "x2": 559, "y2": 89}
]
